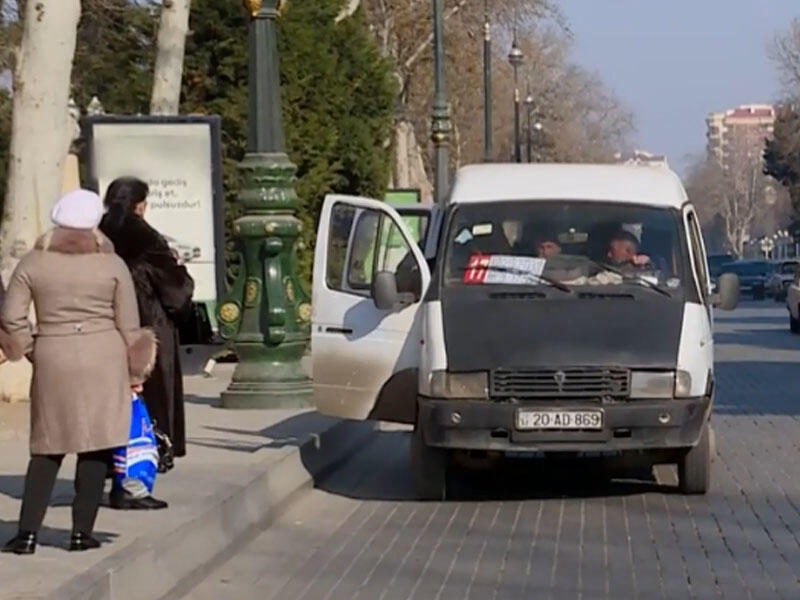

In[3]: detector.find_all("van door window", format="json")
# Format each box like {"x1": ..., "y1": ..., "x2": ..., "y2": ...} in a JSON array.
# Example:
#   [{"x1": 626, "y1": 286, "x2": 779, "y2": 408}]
[
  {"x1": 327, "y1": 203, "x2": 420, "y2": 298},
  {"x1": 326, "y1": 203, "x2": 357, "y2": 291},
  {"x1": 347, "y1": 210, "x2": 381, "y2": 291},
  {"x1": 686, "y1": 210, "x2": 709, "y2": 300}
]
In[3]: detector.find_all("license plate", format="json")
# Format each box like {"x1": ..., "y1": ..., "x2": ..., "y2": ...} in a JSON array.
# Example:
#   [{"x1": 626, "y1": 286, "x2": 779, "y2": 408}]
[{"x1": 516, "y1": 409, "x2": 603, "y2": 431}]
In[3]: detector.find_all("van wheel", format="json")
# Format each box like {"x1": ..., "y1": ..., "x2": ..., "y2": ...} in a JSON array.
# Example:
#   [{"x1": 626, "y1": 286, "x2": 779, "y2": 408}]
[
  {"x1": 678, "y1": 422, "x2": 711, "y2": 495},
  {"x1": 791, "y1": 312, "x2": 800, "y2": 334},
  {"x1": 409, "y1": 425, "x2": 447, "y2": 501}
]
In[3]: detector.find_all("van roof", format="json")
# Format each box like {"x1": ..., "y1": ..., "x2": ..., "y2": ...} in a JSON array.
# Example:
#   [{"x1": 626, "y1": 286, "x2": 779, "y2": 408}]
[{"x1": 449, "y1": 163, "x2": 688, "y2": 209}]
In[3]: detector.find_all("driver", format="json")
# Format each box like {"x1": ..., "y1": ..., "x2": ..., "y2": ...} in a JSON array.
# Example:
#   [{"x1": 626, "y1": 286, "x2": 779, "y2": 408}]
[{"x1": 606, "y1": 230, "x2": 650, "y2": 268}]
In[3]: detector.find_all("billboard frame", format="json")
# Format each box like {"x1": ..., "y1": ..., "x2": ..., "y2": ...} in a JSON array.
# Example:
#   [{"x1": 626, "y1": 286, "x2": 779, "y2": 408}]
[{"x1": 81, "y1": 114, "x2": 227, "y2": 304}]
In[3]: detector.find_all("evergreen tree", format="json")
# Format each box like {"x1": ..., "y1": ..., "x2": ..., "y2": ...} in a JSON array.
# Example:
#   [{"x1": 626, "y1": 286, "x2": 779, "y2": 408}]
[
  {"x1": 764, "y1": 104, "x2": 800, "y2": 233},
  {"x1": 182, "y1": 0, "x2": 395, "y2": 283},
  {"x1": 71, "y1": 0, "x2": 158, "y2": 115}
]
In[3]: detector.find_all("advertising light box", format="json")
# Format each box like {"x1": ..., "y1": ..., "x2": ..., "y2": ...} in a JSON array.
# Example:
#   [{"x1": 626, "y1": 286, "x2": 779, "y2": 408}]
[{"x1": 83, "y1": 116, "x2": 225, "y2": 307}]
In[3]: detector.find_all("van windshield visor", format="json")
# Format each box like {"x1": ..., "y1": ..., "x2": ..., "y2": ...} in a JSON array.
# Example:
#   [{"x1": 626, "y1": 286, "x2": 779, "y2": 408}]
[{"x1": 444, "y1": 201, "x2": 687, "y2": 292}]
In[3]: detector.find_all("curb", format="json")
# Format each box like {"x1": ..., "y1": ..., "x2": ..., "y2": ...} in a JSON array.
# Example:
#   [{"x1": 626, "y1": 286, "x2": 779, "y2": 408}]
[{"x1": 45, "y1": 418, "x2": 376, "y2": 600}]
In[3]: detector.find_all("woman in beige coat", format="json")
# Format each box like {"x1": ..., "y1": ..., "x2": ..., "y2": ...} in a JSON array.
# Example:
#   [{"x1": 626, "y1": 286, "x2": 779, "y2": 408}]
[{"x1": 0, "y1": 189, "x2": 157, "y2": 555}]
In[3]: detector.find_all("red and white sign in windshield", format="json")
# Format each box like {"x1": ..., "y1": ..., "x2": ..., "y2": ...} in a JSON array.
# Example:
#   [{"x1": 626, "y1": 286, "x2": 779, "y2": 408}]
[{"x1": 463, "y1": 254, "x2": 546, "y2": 285}]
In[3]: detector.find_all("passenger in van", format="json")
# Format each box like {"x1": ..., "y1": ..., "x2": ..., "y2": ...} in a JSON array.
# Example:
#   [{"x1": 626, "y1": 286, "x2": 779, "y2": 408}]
[
  {"x1": 606, "y1": 230, "x2": 651, "y2": 268},
  {"x1": 535, "y1": 235, "x2": 562, "y2": 258}
]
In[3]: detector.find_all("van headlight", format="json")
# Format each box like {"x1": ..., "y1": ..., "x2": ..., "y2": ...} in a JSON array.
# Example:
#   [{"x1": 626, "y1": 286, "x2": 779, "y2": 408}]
[
  {"x1": 629, "y1": 370, "x2": 693, "y2": 398},
  {"x1": 630, "y1": 371, "x2": 675, "y2": 399},
  {"x1": 429, "y1": 371, "x2": 488, "y2": 399},
  {"x1": 674, "y1": 370, "x2": 693, "y2": 398}
]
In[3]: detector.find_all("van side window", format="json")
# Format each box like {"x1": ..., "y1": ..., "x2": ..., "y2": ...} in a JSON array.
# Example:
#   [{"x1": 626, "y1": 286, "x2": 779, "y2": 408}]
[
  {"x1": 686, "y1": 211, "x2": 709, "y2": 299},
  {"x1": 347, "y1": 210, "x2": 381, "y2": 290},
  {"x1": 327, "y1": 203, "x2": 420, "y2": 297},
  {"x1": 326, "y1": 203, "x2": 356, "y2": 290}
]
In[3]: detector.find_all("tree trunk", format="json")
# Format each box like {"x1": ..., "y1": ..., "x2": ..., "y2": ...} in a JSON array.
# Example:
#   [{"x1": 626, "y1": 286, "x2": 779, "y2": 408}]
[
  {"x1": 335, "y1": 0, "x2": 360, "y2": 23},
  {"x1": 150, "y1": 0, "x2": 191, "y2": 116},
  {"x1": 392, "y1": 119, "x2": 433, "y2": 203},
  {"x1": 0, "y1": 0, "x2": 80, "y2": 283}
]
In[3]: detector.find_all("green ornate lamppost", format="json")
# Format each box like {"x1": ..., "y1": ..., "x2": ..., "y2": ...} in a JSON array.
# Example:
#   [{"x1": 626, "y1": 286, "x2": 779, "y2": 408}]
[
  {"x1": 216, "y1": 0, "x2": 312, "y2": 408},
  {"x1": 431, "y1": 0, "x2": 452, "y2": 206}
]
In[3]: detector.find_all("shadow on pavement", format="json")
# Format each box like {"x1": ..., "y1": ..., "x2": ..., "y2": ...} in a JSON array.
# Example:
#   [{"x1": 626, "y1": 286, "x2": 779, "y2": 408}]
[
  {"x1": 715, "y1": 328, "x2": 800, "y2": 351},
  {"x1": 0, "y1": 475, "x2": 78, "y2": 507},
  {"x1": 713, "y1": 361, "x2": 800, "y2": 416},
  {"x1": 315, "y1": 430, "x2": 680, "y2": 503},
  {"x1": 714, "y1": 313, "x2": 785, "y2": 324},
  {"x1": 184, "y1": 394, "x2": 223, "y2": 407},
  {"x1": 186, "y1": 411, "x2": 338, "y2": 454}
]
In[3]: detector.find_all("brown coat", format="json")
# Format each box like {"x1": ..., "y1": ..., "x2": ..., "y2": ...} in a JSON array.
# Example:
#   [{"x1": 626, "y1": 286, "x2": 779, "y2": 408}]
[{"x1": 0, "y1": 228, "x2": 157, "y2": 455}]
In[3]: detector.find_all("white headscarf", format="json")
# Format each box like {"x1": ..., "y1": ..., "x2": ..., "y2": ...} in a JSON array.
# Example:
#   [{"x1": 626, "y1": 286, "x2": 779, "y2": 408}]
[{"x1": 50, "y1": 189, "x2": 104, "y2": 230}]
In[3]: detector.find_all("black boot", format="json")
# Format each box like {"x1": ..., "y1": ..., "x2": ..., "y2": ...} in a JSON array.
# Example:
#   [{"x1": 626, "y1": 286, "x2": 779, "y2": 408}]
[
  {"x1": 109, "y1": 489, "x2": 168, "y2": 510},
  {"x1": 69, "y1": 532, "x2": 101, "y2": 552},
  {"x1": 1, "y1": 531, "x2": 37, "y2": 555}
]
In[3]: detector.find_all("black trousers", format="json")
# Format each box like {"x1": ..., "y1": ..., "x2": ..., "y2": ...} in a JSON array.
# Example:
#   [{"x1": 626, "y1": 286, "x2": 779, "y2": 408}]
[{"x1": 18, "y1": 450, "x2": 109, "y2": 534}]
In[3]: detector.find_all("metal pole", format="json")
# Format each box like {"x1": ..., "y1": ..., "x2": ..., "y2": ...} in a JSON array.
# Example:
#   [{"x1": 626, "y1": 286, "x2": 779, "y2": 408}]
[
  {"x1": 526, "y1": 107, "x2": 532, "y2": 163},
  {"x1": 508, "y1": 18, "x2": 524, "y2": 164},
  {"x1": 216, "y1": 0, "x2": 312, "y2": 408},
  {"x1": 483, "y1": 0, "x2": 492, "y2": 162},
  {"x1": 513, "y1": 65, "x2": 521, "y2": 163},
  {"x1": 432, "y1": 0, "x2": 451, "y2": 206}
]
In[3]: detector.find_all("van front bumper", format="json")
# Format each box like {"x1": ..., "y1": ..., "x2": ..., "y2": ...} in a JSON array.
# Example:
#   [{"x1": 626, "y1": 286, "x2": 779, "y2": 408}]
[{"x1": 418, "y1": 396, "x2": 711, "y2": 453}]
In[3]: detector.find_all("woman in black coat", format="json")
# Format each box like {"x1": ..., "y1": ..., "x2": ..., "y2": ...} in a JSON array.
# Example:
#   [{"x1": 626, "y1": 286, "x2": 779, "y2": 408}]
[{"x1": 100, "y1": 177, "x2": 194, "y2": 460}]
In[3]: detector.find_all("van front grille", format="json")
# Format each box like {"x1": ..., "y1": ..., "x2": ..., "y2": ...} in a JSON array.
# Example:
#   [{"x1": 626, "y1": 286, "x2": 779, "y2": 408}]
[{"x1": 491, "y1": 367, "x2": 630, "y2": 399}]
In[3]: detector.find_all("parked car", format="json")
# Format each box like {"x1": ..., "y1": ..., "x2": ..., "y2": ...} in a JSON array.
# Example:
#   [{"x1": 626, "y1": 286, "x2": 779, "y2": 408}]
[
  {"x1": 163, "y1": 235, "x2": 201, "y2": 264},
  {"x1": 767, "y1": 259, "x2": 798, "y2": 301},
  {"x1": 708, "y1": 254, "x2": 735, "y2": 292},
  {"x1": 719, "y1": 260, "x2": 774, "y2": 300},
  {"x1": 312, "y1": 163, "x2": 740, "y2": 497}
]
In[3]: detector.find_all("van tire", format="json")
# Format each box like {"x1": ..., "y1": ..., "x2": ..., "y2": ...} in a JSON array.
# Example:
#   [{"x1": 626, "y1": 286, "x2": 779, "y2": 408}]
[
  {"x1": 678, "y1": 421, "x2": 711, "y2": 495},
  {"x1": 791, "y1": 312, "x2": 800, "y2": 334},
  {"x1": 410, "y1": 425, "x2": 447, "y2": 501}
]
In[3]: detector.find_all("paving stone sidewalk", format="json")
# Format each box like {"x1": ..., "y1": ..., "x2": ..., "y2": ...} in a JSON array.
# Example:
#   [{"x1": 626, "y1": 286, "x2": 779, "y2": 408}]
[{"x1": 0, "y1": 347, "x2": 371, "y2": 600}]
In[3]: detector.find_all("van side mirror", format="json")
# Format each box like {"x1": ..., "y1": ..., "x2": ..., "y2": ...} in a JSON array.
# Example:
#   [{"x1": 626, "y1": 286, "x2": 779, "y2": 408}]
[
  {"x1": 711, "y1": 272, "x2": 739, "y2": 310},
  {"x1": 372, "y1": 271, "x2": 400, "y2": 310}
]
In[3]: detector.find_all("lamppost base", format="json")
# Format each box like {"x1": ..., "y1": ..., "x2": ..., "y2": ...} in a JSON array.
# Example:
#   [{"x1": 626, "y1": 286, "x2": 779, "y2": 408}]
[
  {"x1": 221, "y1": 379, "x2": 312, "y2": 409},
  {"x1": 220, "y1": 343, "x2": 313, "y2": 409}
]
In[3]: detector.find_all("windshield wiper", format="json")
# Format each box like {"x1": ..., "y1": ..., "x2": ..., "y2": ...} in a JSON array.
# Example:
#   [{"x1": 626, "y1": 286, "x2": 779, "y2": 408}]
[
  {"x1": 587, "y1": 260, "x2": 672, "y2": 298},
  {"x1": 475, "y1": 264, "x2": 574, "y2": 294}
]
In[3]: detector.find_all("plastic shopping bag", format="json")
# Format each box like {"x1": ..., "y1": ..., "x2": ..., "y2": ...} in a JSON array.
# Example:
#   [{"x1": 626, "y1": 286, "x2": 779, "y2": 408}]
[{"x1": 112, "y1": 394, "x2": 159, "y2": 495}]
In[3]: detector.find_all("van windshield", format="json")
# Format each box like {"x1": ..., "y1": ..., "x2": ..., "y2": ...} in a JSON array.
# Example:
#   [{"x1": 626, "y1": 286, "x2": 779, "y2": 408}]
[{"x1": 443, "y1": 201, "x2": 687, "y2": 292}]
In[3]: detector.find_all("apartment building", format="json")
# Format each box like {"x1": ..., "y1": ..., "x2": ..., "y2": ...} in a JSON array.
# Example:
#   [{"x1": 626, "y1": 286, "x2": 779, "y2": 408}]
[{"x1": 706, "y1": 104, "x2": 775, "y2": 167}]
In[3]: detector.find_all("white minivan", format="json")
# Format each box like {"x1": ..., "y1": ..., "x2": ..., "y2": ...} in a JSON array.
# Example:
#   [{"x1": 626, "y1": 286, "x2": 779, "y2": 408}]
[{"x1": 311, "y1": 164, "x2": 739, "y2": 498}]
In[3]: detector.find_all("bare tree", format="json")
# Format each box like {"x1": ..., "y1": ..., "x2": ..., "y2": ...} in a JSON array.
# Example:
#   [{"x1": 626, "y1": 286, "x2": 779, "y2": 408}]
[
  {"x1": 361, "y1": 0, "x2": 561, "y2": 200},
  {"x1": 685, "y1": 141, "x2": 784, "y2": 258},
  {"x1": 151, "y1": 0, "x2": 191, "y2": 115},
  {"x1": 770, "y1": 17, "x2": 800, "y2": 94},
  {"x1": 0, "y1": 0, "x2": 80, "y2": 282}
]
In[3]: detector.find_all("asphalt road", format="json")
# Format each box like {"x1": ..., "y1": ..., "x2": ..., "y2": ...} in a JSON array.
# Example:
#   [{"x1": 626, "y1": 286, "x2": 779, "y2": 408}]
[{"x1": 183, "y1": 303, "x2": 800, "y2": 600}]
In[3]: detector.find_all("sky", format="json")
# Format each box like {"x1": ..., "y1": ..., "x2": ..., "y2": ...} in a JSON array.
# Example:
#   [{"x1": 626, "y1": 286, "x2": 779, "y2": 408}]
[{"x1": 559, "y1": 0, "x2": 799, "y2": 174}]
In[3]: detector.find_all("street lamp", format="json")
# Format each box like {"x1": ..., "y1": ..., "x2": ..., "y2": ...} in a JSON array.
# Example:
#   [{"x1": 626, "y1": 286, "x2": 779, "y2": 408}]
[
  {"x1": 431, "y1": 0, "x2": 452, "y2": 206},
  {"x1": 216, "y1": 0, "x2": 312, "y2": 408},
  {"x1": 508, "y1": 31, "x2": 524, "y2": 163},
  {"x1": 482, "y1": 0, "x2": 492, "y2": 162},
  {"x1": 533, "y1": 121, "x2": 543, "y2": 162}
]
